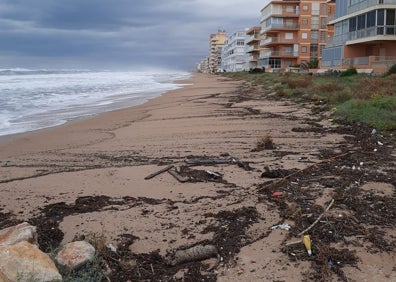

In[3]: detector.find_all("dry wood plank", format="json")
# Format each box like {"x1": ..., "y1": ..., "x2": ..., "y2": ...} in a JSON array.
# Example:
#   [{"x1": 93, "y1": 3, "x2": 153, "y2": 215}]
[{"x1": 144, "y1": 165, "x2": 174, "y2": 180}]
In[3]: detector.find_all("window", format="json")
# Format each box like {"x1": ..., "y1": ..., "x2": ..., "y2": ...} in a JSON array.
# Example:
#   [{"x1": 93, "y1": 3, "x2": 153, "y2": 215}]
[
  {"x1": 312, "y1": 3, "x2": 319, "y2": 15},
  {"x1": 367, "y1": 11, "x2": 376, "y2": 27},
  {"x1": 301, "y1": 46, "x2": 307, "y2": 53},
  {"x1": 320, "y1": 31, "x2": 326, "y2": 42},
  {"x1": 357, "y1": 14, "x2": 366, "y2": 30},
  {"x1": 311, "y1": 16, "x2": 319, "y2": 29},
  {"x1": 386, "y1": 9, "x2": 395, "y2": 34},
  {"x1": 302, "y1": 32, "x2": 308, "y2": 39},
  {"x1": 349, "y1": 17, "x2": 356, "y2": 32},
  {"x1": 302, "y1": 18, "x2": 308, "y2": 25},
  {"x1": 302, "y1": 5, "x2": 308, "y2": 11},
  {"x1": 310, "y1": 45, "x2": 318, "y2": 57},
  {"x1": 321, "y1": 17, "x2": 327, "y2": 29},
  {"x1": 377, "y1": 9, "x2": 384, "y2": 25},
  {"x1": 285, "y1": 33, "x2": 293, "y2": 39}
]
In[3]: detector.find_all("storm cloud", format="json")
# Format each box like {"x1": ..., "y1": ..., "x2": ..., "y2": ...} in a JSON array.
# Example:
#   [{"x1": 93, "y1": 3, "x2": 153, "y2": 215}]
[{"x1": 0, "y1": 0, "x2": 263, "y2": 70}]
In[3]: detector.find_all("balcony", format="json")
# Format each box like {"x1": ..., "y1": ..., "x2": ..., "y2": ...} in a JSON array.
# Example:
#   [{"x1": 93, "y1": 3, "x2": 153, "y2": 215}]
[
  {"x1": 262, "y1": 23, "x2": 299, "y2": 33},
  {"x1": 247, "y1": 45, "x2": 260, "y2": 52},
  {"x1": 348, "y1": 0, "x2": 396, "y2": 14},
  {"x1": 249, "y1": 54, "x2": 260, "y2": 62},
  {"x1": 260, "y1": 50, "x2": 299, "y2": 59},
  {"x1": 261, "y1": 37, "x2": 298, "y2": 47},
  {"x1": 346, "y1": 25, "x2": 396, "y2": 45},
  {"x1": 246, "y1": 34, "x2": 261, "y2": 44}
]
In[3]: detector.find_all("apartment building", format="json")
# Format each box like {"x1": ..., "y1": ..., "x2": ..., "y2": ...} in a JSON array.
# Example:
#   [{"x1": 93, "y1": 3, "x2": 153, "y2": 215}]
[
  {"x1": 221, "y1": 31, "x2": 248, "y2": 72},
  {"x1": 322, "y1": 0, "x2": 396, "y2": 73},
  {"x1": 259, "y1": 0, "x2": 334, "y2": 70},
  {"x1": 246, "y1": 26, "x2": 262, "y2": 69},
  {"x1": 209, "y1": 30, "x2": 227, "y2": 73}
]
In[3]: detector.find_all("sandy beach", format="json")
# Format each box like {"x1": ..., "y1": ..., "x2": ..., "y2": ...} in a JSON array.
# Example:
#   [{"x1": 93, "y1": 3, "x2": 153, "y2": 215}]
[{"x1": 0, "y1": 73, "x2": 395, "y2": 281}]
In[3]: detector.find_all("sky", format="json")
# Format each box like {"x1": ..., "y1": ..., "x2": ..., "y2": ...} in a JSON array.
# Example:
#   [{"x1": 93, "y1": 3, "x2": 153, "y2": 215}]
[{"x1": 0, "y1": 0, "x2": 264, "y2": 71}]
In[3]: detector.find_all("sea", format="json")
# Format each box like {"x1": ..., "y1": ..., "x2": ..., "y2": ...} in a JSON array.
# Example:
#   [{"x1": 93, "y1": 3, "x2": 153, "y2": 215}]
[{"x1": 0, "y1": 69, "x2": 191, "y2": 137}]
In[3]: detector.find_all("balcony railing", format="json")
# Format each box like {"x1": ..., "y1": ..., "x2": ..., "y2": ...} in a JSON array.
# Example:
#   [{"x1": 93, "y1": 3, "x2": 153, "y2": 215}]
[
  {"x1": 260, "y1": 50, "x2": 299, "y2": 58},
  {"x1": 348, "y1": 25, "x2": 396, "y2": 42},
  {"x1": 262, "y1": 23, "x2": 299, "y2": 33},
  {"x1": 249, "y1": 55, "x2": 260, "y2": 62},
  {"x1": 261, "y1": 37, "x2": 298, "y2": 46},
  {"x1": 247, "y1": 45, "x2": 260, "y2": 52},
  {"x1": 348, "y1": 0, "x2": 395, "y2": 14},
  {"x1": 246, "y1": 35, "x2": 261, "y2": 44}
]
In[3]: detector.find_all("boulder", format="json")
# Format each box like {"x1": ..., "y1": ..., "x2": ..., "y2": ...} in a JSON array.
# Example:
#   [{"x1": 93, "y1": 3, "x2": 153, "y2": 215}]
[
  {"x1": 55, "y1": 241, "x2": 96, "y2": 270},
  {"x1": 0, "y1": 241, "x2": 62, "y2": 282},
  {"x1": 0, "y1": 222, "x2": 38, "y2": 247}
]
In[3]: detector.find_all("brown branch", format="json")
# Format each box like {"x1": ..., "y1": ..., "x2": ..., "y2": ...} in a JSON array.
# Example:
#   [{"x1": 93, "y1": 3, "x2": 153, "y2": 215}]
[{"x1": 297, "y1": 199, "x2": 335, "y2": 236}]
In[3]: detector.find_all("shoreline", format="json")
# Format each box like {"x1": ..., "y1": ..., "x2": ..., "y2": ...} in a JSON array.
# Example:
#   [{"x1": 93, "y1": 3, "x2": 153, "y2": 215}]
[
  {"x1": 0, "y1": 73, "x2": 394, "y2": 281},
  {"x1": 0, "y1": 72, "x2": 192, "y2": 144},
  {"x1": 0, "y1": 74, "x2": 194, "y2": 147}
]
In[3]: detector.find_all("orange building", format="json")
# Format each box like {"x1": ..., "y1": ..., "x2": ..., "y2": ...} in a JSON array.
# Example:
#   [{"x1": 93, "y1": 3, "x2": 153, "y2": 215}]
[
  {"x1": 246, "y1": 26, "x2": 262, "y2": 69},
  {"x1": 209, "y1": 30, "x2": 227, "y2": 73},
  {"x1": 259, "y1": 0, "x2": 334, "y2": 70}
]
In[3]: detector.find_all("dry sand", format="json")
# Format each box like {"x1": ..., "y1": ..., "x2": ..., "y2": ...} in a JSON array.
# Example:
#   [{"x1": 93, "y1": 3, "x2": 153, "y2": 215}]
[{"x1": 0, "y1": 73, "x2": 395, "y2": 281}]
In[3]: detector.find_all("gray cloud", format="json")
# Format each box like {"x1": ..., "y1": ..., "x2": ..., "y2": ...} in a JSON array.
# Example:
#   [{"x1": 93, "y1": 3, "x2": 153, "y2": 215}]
[{"x1": 0, "y1": 0, "x2": 263, "y2": 70}]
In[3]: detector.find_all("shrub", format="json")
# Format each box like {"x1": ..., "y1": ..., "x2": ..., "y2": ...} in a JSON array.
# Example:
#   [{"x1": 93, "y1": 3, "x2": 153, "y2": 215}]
[
  {"x1": 384, "y1": 64, "x2": 396, "y2": 76},
  {"x1": 308, "y1": 59, "x2": 319, "y2": 69},
  {"x1": 281, "y1": 74, "x2": 312, "y2": 89},
  {"x1": 340, "y1": 68, "x2": 358, "y2": 77},
  {"x1": 355, "y1": 77, "x2": 394, "y2": 99},
  {"x1": 255, "y1": 134, "x2": 275, "y2": 151}
]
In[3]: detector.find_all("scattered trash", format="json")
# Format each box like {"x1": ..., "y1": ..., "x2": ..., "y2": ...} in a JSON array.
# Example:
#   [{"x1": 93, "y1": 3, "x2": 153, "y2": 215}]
[
  {"x1": 272, "y1": 191, "x2": 283, "y2": 197},
  {"x1": 377, "y1": 141, "x2": 383, "y2": 146},
  {"x1": 303, "y1": 235, "x2": 312, "y2": 256},
  {"x1": 205, "y1": 170, "x2": 222, "y2": 179},
  {"x1": 107, "y1": 243, "x2": 117, "y2": 253},
  {"x1": 371, "y1": 129, "x2": 377, "y2": 135},
  {"x1": 271, "y1": 223, "x2": 291, "y2": 231}
]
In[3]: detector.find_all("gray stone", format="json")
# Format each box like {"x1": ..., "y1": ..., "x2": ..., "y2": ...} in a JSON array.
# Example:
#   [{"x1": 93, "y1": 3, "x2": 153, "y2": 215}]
[{"x1": 55, "y1": 241, "x2": 96, "y2": 270}]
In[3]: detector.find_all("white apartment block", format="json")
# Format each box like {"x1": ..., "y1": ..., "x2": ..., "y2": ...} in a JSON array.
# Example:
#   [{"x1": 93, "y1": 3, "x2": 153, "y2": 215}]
[{"x1": 221, "y1": 31, "x2": 249, "y2": 72}]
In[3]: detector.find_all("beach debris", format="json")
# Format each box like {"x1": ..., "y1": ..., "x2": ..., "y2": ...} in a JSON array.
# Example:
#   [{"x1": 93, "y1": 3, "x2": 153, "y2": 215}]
[
  {"x1": 144, "y1": 165, "x2": 174, "y2": 180},
  {"x1": 303, "y1": 235, "x2": 312, "y2": 256},
  {"x1": 205, "y1": 170, "x2": 222, "y2": 179},
  {"x1": 166, "y1": 244, "x2": 218, "y2": 266},
  {"x1": 297, "y1": 199, "x2": 335, "y2": 236},
  {"x1": 107, "y1": 243, "x2": 117, "y2": 253},
  {"x1": 272, "y1": 191, "x2": 283, "y2": 197},
  {"x1": 168, "y1": 168, "x2": 190, "y2": 183},
  {"x1": 185, "y1": 157, "x2": 236, "y2": 165},
  {"x1": 261, "y1": 166, "x2": 298, "y2": 179},
  {"x1": 253, "y1": 134, "x2": 275, "y2": 151},
  {"x1": 271, "y1": 223, "x2": 291, "y2": 231},
  {"x1": 4, "y1": 160, "x2": 11, "y2": 166}
]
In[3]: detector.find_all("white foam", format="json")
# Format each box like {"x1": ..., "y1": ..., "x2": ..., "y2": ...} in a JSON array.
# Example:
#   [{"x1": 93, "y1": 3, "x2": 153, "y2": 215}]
[{"x1": 0, "y1": 70, "x2": 191, "y2": 136}]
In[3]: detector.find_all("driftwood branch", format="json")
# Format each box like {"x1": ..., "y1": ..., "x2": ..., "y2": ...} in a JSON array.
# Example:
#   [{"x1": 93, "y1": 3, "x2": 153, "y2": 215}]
[
  {"x1": 298, "y1": 199, "x2": 335, "y2": 236},
  {"x1": 258, "y1": 152, "x2": 352, "y2": 192},
  {"x1": 144, "y1": 165, "x2": 174, "y2": 180}
]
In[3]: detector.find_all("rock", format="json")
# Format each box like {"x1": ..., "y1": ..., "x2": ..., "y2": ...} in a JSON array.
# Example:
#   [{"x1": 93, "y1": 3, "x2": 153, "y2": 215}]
[
  {"x1": 0, "y1": 222, "x2": 38, "y2": 247},
  {"x1": 55, "y1": 241, "x2": 96, "y2": 270},
  {"x1": 0, "y1": 241, "x2": 62, "y2": 282}
]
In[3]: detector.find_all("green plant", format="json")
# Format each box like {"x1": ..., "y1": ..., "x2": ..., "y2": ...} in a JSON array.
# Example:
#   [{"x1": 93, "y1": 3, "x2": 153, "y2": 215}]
[
  {"x1": 308, "y1": 59, "x2": 319, "y2": 69},
  {"x1": 384, "y1": 64, "x2": 396, "y2": 76},
  {"x1": 340, "y1": 68, "x2": 358, "y2": 77}
]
